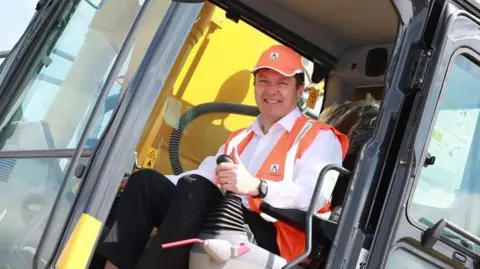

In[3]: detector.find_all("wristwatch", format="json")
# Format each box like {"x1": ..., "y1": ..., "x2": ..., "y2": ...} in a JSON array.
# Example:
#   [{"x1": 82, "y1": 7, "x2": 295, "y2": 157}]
[{"x1": 253, "y1": 179, "x2": 268, "y2": 199}]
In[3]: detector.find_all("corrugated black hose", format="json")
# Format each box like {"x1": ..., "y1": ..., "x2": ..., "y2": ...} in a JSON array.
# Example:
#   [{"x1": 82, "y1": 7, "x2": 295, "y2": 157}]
[{"x1": 169, "y1": 102, "x2": 260, "y2": 175}]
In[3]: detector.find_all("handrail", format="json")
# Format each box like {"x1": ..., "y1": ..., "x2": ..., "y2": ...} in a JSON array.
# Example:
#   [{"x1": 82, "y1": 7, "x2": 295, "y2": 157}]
[
  {"x1": 422, "y1": 218, "x2": 480, "y2": 249},
  {"x1": 0, "y1": 149, "x2": 94, "y2": 159},
  {"x1": 283, "y1": 164, "x2": 351, "y2": 269}
]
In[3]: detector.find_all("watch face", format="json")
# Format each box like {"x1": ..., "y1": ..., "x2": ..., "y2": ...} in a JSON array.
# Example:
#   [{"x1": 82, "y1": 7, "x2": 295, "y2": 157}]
[{"x1": 260, "y1": 181, "x2": 268, "y2": 195}]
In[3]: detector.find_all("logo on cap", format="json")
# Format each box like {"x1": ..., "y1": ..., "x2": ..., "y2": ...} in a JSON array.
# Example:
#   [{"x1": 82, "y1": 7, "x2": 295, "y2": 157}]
[{"x1": 269, "y1": 52, "x2": 279, "y2": 60}]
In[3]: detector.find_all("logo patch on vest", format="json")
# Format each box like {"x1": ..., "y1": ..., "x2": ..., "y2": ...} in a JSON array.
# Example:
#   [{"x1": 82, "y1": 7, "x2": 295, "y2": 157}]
[{"x1": 270, "y1": 164, "x2": 280, "y2": 172}]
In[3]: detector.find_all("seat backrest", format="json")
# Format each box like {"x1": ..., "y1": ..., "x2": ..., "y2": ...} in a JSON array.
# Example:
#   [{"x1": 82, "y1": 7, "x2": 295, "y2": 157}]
[{"x1": 318, "y1": 97, "x2": 380, "y2": 209}]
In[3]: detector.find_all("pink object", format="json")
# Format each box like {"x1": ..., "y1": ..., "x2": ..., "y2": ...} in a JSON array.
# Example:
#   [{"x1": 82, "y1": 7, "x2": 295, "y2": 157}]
[
  {"x1": 161, "y1": 238, "x2": 250, "y2": 261},
  {"x1": 161, "y1": 238, "x2": 205, "y2": 249},
  {"x1": 236, "y1": 243, "x2": 250, "y2": 257}
]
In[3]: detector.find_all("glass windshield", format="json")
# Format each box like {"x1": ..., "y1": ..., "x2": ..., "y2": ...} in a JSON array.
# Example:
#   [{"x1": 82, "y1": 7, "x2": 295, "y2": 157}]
[
  {"x1": 410, "y1": 54, "x2": 480, "y2": 252},
  {"x1": 0, "y1": 0, "x2": 172, "y2": 267}
]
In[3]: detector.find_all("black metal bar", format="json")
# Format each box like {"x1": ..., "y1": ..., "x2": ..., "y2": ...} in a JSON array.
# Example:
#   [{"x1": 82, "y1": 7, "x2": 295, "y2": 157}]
[
  {"x1": 0, "y1": 149, "x2": 93, "y2": 159},
  {"x1": 32, "y1": 0, "x2": 153, "y2": 267},
  {"x1": 283, "y1": 164, "x2": 351, "y2": 269}
]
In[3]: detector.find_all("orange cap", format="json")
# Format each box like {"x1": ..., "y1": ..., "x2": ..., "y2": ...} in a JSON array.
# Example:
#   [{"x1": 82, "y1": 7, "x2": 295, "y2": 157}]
[{"x1": 252, "y1": 45, "x2": 304, "y2": 77}]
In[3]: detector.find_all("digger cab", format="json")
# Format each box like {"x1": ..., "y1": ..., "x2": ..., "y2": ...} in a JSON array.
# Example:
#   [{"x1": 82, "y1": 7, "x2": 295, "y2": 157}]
[{"x1": 1, "y1": 0, "x2": 480, "y2": 268}]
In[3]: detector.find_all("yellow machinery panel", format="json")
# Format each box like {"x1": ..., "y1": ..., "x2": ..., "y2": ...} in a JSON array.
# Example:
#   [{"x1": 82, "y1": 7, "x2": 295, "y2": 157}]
[
  {"x1": 137, "y1": 3, "x2": 279, "y2": 174},
  {"x1": 56, "y1": 214, "x2": 102, "y2": 269}
]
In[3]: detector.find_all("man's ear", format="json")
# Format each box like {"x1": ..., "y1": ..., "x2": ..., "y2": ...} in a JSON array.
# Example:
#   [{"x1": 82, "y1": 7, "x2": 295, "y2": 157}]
[
  {"x1": 296, "y1": 84, "x2": 305, "y2": 98},
  {"x1": 252, "y1": 71, "x2": 258, "y2": 86}
]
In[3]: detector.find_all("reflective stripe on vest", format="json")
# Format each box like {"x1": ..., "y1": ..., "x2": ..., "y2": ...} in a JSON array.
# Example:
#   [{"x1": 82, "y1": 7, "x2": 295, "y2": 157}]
[{"x1": 221, "y1": 115, "x2": 349, "y2": 261}]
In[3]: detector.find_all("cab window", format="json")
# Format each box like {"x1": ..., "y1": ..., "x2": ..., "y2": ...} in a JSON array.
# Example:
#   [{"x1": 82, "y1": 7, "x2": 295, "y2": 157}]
[
  {"x1": 409, "y1": 54, "x2": 480, "y2": 251},
  {"x1": 0, "y1": 0, "x2": 171, "y2": 265},
  {"x1": 0, "y1": 1, "x2": 37, "y2": 66}
]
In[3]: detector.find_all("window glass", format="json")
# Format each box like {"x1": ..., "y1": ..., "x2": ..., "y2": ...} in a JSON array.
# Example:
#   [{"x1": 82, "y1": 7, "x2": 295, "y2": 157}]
[
  {"x1": 0, "y1": 0, "x2": 37, "y2": 65},
  {"x1": 410, "y1": 54, "x2": 480, "y2": 252},
  {"x1": 0, "y1": 0, "x2": 172, "y2": 267},
  {"x1": 0, "y1": 0, "x2": 170, "y2": 151},
  {"x1": 0, "y1": 156, "x2": 89, "y2": 268}
]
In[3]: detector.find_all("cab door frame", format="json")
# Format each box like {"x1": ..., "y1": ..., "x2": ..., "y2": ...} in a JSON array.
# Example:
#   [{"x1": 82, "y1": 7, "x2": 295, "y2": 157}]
[
  {"x1": 38, "y1": 3, "x2": 206, "y2": 268},
  {"x1": 364, "y1": 0, "x2": 480, "y2": 268},
  {"x1": 322, "y1": 0, "x2": 443, "y2": 267}
]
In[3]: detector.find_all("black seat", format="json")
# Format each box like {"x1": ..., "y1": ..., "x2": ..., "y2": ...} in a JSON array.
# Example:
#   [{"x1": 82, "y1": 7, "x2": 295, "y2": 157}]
[{"x1": 260, "y1": 99, "x2": 379, "y2": 261}]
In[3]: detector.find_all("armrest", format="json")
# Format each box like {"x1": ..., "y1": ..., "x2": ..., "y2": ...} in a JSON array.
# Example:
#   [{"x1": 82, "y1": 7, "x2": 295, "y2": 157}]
[
  {"x1": 259, "y1": 202, "x2": 338, "y2": 242},
  {"x1": 259, "y1": 202, "x2": 306, "y2": 230},
  {"x1": 279, "y1": 164, "x2": 350, "y2": 269}
]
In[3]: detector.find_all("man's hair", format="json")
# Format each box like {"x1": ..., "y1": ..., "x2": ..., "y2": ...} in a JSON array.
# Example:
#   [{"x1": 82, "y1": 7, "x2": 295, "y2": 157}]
[
  {"x1": 253, "y1": 71, "x2": 305, "y2": 89},
  {"x1": 293, "y1": 73, "x2": 305, "y2": 88}
]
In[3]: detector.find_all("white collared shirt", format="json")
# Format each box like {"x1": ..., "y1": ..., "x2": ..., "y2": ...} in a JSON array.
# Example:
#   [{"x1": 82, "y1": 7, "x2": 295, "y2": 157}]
[{"x1": 166, "y1": 107, "x2": 343, "y2": 211}]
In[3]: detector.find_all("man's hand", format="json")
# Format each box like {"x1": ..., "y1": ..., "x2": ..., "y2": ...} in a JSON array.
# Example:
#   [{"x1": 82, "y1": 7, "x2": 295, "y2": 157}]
[{"x1": 216, "y1": 147, "x2": 260, "y2": 196}]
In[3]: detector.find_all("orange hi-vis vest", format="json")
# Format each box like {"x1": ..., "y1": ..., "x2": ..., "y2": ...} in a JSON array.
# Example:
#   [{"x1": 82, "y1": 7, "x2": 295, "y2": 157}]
[{"x1": 220, "y1": 115, "x2": 349, "y2": 262}]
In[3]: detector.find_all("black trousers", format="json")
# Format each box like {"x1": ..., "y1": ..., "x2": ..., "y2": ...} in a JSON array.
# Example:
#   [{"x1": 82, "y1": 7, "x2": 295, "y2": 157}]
[{"x1": 95, "y1": 169, "x2": 279, "y2": 269}]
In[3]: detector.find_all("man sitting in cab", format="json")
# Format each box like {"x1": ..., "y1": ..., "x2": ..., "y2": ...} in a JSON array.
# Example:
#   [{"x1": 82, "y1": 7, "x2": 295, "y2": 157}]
[{"x1": 97, "y1": 45, "x2": 349, "y2": 269}]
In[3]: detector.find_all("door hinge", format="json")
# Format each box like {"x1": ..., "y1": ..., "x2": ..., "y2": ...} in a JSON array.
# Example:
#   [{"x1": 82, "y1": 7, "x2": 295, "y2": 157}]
[{"x1": 409, "y1": 49, "x2": 432, "y2": 91}]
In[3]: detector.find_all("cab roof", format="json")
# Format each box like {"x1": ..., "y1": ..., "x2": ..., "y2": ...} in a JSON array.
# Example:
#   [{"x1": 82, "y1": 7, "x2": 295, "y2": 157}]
[
  {"x1": 197, "y1": 0, "x2": 430, "y2": 71},
  {"x1": 206, "y1": 0, "x2": 416, "y2": 66},
  {"x1": 234, "y1": 0, "x2": 398, "y2": 57}
]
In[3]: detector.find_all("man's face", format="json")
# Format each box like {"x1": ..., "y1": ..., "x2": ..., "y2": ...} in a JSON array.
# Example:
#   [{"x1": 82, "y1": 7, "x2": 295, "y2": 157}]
[{"x1": 254, "y1": 69, "x2": 303, "y2": 122}]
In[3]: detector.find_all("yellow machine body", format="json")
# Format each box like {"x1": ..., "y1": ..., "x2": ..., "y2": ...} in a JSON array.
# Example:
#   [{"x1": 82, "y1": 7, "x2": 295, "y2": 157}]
[{"x1": 136, "y1": 4, "x2": 279, "y2": 175}]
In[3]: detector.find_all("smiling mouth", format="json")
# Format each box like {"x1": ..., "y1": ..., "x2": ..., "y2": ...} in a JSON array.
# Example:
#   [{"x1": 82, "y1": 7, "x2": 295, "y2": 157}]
[{"x1": 264, "y1": 99, "x2": 280, "y2": 104}]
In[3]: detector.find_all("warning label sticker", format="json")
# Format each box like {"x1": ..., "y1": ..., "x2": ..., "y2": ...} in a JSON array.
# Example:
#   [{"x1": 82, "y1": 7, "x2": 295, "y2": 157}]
[{"x1": 143, "y1": 147, "x2": 158, "y2": 169}]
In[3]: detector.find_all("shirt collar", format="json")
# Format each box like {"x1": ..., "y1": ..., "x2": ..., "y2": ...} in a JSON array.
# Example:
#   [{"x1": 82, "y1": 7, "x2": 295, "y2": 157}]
[{"x1": 251, "y1": 107, "x2": 302, "y2": 135}]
